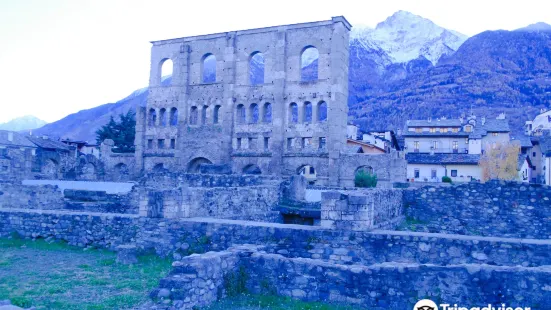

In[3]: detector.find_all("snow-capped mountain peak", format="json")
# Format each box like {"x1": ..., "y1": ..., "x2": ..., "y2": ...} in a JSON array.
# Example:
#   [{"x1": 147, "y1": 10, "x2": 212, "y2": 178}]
[
  {"x1": 0, "y1": 115, "x2": 47, "y2": 132},
  {"x1": 350, "y1": 10, "x2": 469, "y2": 65}
]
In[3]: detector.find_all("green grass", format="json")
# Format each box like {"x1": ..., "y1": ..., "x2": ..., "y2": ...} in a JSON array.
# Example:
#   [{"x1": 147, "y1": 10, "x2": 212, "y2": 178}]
[
  {"x1": 0, "y1": 238, "x2": 172, "y2": 310},
  {"x1": 204, "y1": 294, "x2": 366, "y2": 310}
]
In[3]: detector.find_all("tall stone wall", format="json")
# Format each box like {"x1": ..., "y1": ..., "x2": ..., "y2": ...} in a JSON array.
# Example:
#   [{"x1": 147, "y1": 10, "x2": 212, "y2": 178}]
[
  {"x1": 338, "y1": 152, "x2": 407, "y2": 187},
  {"x1": 403, "y1": 181, "x2": 551, "y2": 239}
]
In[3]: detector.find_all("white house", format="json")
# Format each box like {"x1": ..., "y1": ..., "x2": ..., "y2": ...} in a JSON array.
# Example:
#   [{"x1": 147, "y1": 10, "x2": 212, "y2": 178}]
[{"x1": 403, "y1": 114, "x2": 511, "y2": 182}]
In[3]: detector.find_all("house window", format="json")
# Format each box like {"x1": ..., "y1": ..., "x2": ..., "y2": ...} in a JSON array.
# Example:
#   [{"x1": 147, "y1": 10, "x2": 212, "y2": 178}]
[
  {"x1": 452, "y1": 128, "x2": 459, "y2": 133},
  {"x1": 170, "y1": 139, "x2": 176, "y2": 149},
  {"x1": 439, "y1": 128, "x2": 445, "y2": 133},
  {"x1": 492, "y1": 133, "x2": 498, "y2": 137},
  {"x1": 319, "y1": 137, "x2": 326, "y2": 149},
  {"x1": 465, "y1": 138, "x2": 469, "y2": 145},
  {"x1": 532, "y1": 165, "x2": 536, "y2": 171},
  {"x1": 414, "y1": 169, "x2": 420, "y2": 178},
  {"x1": 431, "y1": 169, "x2": 437, "y2": 179},
  {"x1": 264, "y1": 137, "x2": 269, "y2": 150},
  {"x1": 432, "y1": 141, "x2": 437, "y2": 150},
  {"x1": 158, "y1": 139, "x2": 165, "y2": 149},
  {"x1": 451, "y1": 170, "x2": 458, "y2": 177},
  {"x1": 533, "y1": 152, "x2": 536, "y2": 157},
  {"x1": 147, "y1": 139, "x2": 153, "y2": 149},
  {"x1": 415, "y1": 128, "x2": 422, "y2": 133},
  {"x1": 452, "y1": 141, "x2": 458, "y2": 152},
  {"x1": 465, "y1": 125, "x2": 472, "y2": 132},
  {"x1": 413, "y1": 141, "x2": 420, "y2": 152},
  {"x1": 429, "y1": 128, "x2": 436, "y2": 133},
  {"x1": 237, "y1": 138, "x2": 242, "y2": 150}
]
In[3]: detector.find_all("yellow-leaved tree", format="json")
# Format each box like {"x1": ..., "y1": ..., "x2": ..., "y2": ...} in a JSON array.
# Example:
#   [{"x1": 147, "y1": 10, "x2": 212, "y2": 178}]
[{"x1": 479, "y1": 142, "x2": 520, "y2": 182}]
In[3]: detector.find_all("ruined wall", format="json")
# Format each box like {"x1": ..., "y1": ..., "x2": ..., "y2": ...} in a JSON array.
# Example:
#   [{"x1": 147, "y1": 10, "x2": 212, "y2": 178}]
[
  {"x1": 2, "y1": 209, "x2": 549, "y2": 268},
  {"x1": 136, "y1": 17, "x2": 351, "y2": 186},
  {"x1": 139, "y1": 185, "x2": 280, "y2": 220},
  {"x1": 99, "y1": 140, "x2": 136, "y2": 181},
  {"x1": 321, "y1": 189, "x2": 404, "y2": 231},
  {"x1": 338, "y1": 152, "x2": 407, "y2": 187},
  {"x1": 0, "y1": 183, "x2": 138, "y2": 214},
  {"x1": 0, "y1": 183, "x2": 64, "y2": 209},
  {"x1": 403, "y1": 181, "x2": 551, "y2": 239}
]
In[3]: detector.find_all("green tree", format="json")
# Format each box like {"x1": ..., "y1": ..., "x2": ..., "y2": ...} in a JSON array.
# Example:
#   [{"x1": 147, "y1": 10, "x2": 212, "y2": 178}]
[
  {"x1": 95, "y1": 110, "x2": 136, "y2": 153},
  {"x1": 354, "y1": 170, "x2": 378, "y2": 188}
]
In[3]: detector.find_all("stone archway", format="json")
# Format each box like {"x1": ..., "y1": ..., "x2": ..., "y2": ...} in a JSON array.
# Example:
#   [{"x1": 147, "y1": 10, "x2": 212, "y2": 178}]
[
  {"x1": 153, "y1": 163, "x2": 165, "y2": 173},
  {"x1": 81, "y1": 162, "x2": 97, "y2": 180},
  {"x1": 41, "y1": 159, "x2": 59, "y2": 179},
  {"x1": 114, "y1": 163, "x2": 129, "y2": 181},
  {"x1": 297, "y1": 164, "x2": 316, "y2": 184},
  {"x1": 187, "y1": 157, "x2": 212, "y2": 173},
  {"x1": 243, "y1": 164, "x2": 262, "y2": 175}
]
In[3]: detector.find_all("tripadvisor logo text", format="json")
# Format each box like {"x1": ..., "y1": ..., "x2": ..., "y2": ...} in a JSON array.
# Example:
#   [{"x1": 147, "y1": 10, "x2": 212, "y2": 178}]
[{"x1": 413, "y1": 300, "x2": 532, "y2": 310}]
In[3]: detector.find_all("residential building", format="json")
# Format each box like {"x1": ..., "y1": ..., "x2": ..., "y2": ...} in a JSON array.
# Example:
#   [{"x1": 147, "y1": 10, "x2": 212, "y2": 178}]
[{"x1": 403, "y1": 114, "x2": 510, "y2": 182}]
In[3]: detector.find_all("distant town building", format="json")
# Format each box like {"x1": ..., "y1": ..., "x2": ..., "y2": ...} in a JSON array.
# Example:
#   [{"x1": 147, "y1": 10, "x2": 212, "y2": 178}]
[
  {"x1": 525, "y1": 108, "x2": 551, "y2": 136},
  {"x1": 403, "y1": 114, "x2": 510, "y2": 182},
  {"x1": 61, "y1": 139, "x2": 100, "y2": 158}
]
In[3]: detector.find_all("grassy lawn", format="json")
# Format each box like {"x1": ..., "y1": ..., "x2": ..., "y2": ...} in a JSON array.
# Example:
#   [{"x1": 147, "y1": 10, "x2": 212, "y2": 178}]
[
  {"x1": 204, "y1": 294, "x2": 366, "y2": 310},
  {"x1": 0, "y1": 238, "x2": 172, "y2": 309}
]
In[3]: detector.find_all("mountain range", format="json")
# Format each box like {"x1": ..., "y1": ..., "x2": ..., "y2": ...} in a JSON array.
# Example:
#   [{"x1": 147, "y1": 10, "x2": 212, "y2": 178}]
[
  {"x1": 0, "y1": 115, "x2": 47, "y2": 132},
  {"x1": 28, "y1": 11, "x2": 551, "y2": 141}
]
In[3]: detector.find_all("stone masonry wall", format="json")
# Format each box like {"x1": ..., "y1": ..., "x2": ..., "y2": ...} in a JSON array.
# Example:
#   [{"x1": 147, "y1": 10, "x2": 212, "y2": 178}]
[
  {"x1": 404, "y1": 181, "x2": 551, "y2": 239},
  {"x1": 155, "y1": 244, "x2": 551, "y2": 310},
  {"x1": 139, "y1": 185, "x2": 280, "y2": 220},
  {"x1": 321, "y1": 189, "x2": 404, "y2": 231},
  {"x1": 0, "y1": 183, "x2": 64, "y2": 210},
  {"x1": 1, "y1": 209, "x2": 549, "y2": 268}
]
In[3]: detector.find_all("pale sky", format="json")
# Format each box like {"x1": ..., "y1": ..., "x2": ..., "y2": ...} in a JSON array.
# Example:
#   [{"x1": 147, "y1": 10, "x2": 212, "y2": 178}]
[{"x1": 0, "y1": 0, "x2": 549, "y2": 123}]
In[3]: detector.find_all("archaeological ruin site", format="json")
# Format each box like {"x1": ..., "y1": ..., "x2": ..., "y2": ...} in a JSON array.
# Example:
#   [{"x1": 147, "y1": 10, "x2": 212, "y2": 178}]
[{"x1": 0, "y1": 16, "x2": 550, "y2": 310}]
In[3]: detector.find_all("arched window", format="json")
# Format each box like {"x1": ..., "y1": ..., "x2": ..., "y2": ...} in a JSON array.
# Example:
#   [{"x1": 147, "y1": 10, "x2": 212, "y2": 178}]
[
  {"x1": 263, "y1": 103, "x2": 272, "y2": 123},
  {"x1": 159, "y1": 58, "x2": 173, "y2": 86},
  {"x1": 159, "y1": 108, "x2": 167, "y2": 126},
  {"x1": 301, "y1": 46, "x2": 319, "y2": 81},
  {"x1": 249, "y1": 52, "x2": 264, "y2": 85},
  {"x1": 303, "y1": 102, "x2": 312, "y2": 123},
  {"x1": 148, "y1": 108, "x2": 157, "y2": 127},
  {"x1": 249, "y1": 104, "x2": 259, "y2": 123},
  {"x1": 190, "y1": 106, "x2": 198, "y2": 125},
  {"x1": 289, "y1": 103, "x2": 298, "y2": 124},
  {"x1": 202, "y1": 54, "x2": 216, "y2": 83},
  {"x1": 213, "y1": 105, "x2": 221, "y2": 124},
  {"x1": 169, "y1": 108, "x2": 178, "y2": 126},
  {"x1": 201, "y1": 105, "x2": 208, "y2": 124},
  {"x1": 236, "y1": 104, "x2": 246, "y2": 124},
  {"x1": 318, "y1": 101, "x2": 327, "y2": 122}
]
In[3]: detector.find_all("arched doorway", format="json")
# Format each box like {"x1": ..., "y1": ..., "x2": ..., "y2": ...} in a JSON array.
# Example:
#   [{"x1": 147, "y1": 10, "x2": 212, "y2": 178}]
[
  {"x1": 355, "y1": 166, "x2": 374, "y2": 175},
  {"x1": 41, "y1": 159, "x2": 59, "y2": 179},
  {"x1": 81, "y1": 162, "x2": 97, "y2": 180},
  {"x1": 187, "y1": 157, "x2": 212, "y2": 173},
  {"x1": 114, "y1": 163, "x2": 129, "y2": 181},
  {"x1": 243, "y1": 164, "x2": 262, "y2": 175},
  {"x1": 297, "y1": 165, "x2": 316, "y2": 184},
  {"x1": 153, "y1": 163, "x2": 165, "y2": 173}
]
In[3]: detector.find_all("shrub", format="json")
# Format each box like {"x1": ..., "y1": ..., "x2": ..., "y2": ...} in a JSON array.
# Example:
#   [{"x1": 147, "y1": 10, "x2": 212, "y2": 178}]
[
  {"x1": 442, "y1": 176, "x2": 452, "y2": 183},
  {"x1": 354, "y1": 170, "x2": 377, "y2": 188}
]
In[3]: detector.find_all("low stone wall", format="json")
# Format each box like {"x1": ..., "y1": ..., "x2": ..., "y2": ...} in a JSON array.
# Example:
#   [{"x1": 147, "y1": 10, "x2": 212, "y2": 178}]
[
  {"x1": 403, "y1": 181, "x2": 551, "y2": 239},
  {"x1": 154, "y1": 244, "x2": 550, "y2": 310},
  {"x1": 1, "y1": 210, "x2": 549, "y2": 268},
  {"x1": 321, "y1": 189, "x2": 404, "y2": 231},
  {"x1": 140, "y1": 185, "x2": 280, "y2": 220},
  {"x1": 63, "y1": 189, "x2": 139, "y2": 214},
  {"x1": 0, "y1": 183, "x2": 64, "y2": 210}
]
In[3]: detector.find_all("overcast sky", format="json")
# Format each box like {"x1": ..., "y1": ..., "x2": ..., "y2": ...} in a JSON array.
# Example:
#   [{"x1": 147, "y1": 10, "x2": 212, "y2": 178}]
[{"x1": 1, "y1": 0, "x2": 550, "y2": 123}]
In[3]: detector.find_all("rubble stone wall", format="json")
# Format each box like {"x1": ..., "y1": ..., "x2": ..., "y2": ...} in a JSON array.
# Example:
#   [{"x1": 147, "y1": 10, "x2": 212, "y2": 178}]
[{"x1": 403, "y1": 181, "x2": 551, "y2": 239}]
